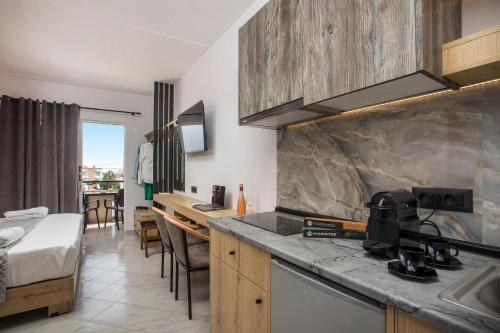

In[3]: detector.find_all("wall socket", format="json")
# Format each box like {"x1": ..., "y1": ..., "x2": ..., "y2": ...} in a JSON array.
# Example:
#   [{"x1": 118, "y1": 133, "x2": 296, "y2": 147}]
[
  {"x1": 412, "y1": 187, "x2": 473, "y2": 213},
  {"x1": 191, "y1": 186, "x2": 197, "y2": 193}
]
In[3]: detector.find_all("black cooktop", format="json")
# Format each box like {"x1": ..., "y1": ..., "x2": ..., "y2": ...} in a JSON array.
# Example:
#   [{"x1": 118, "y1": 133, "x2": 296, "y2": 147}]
[{"x1": 233, "y1": 212, "x2": 303, "y2": 236}]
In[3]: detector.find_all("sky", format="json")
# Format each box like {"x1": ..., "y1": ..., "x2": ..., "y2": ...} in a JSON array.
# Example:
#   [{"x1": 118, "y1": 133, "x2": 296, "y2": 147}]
[{"x1": 82, "y1": 122, "x2": 125, "y2": 170}]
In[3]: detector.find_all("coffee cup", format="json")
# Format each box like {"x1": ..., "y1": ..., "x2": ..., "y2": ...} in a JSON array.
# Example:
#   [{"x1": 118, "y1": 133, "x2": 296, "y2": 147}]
[
  {"x1": 398, "y1": 246, "x2": 431, "y2": 275},
  {"x1": 425, "y1": 238, "x2": 459, "y2": 264}
]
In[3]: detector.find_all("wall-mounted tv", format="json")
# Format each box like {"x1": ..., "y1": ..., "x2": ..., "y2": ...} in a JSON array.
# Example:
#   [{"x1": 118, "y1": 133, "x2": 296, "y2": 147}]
[{"x1": 177, "y1": 100, "x2": 207, "y2": 154}]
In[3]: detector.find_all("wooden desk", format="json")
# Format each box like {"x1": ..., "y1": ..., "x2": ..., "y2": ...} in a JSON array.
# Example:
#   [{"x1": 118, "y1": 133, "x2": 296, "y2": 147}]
[{"x1": 153, "y1": 193, "x2": 236, "y2": 228}]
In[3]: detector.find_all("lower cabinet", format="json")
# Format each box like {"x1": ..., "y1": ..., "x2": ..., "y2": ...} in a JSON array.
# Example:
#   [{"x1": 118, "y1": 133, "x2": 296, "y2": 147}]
[
  {"x1": 237, "y1": 275, "x2": 270, "y2": 333},
  {"x1": 210, "y1": 256, "x2": 238, "y2": 333},
  {"x1": 387, "y1": 306, "x2": 445, "y2": 333},
  {"x1": 210, "y1": 254, "x2": 270, "y2": 333}
]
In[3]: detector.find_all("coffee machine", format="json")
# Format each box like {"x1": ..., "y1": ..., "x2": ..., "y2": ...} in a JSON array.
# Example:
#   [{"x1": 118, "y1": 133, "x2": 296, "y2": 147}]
[{"x1": 363, "y1": 189, "x2": 421, "y2": 259}]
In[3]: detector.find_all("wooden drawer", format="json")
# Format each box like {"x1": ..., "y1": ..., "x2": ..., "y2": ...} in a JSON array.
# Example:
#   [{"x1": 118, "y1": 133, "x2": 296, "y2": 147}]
[
  {"x1": 237, "y1": 275, "x2": 270, "y2": 333},
  {"x1": 210, "y1": 256, "x2": 238, "y2": 333},
  {"x1": 239, "y1": 240, "x2": 271, "y2": 292},
  {"x1": 210, "y1": 228, "x2": 240, "y2": 271}
]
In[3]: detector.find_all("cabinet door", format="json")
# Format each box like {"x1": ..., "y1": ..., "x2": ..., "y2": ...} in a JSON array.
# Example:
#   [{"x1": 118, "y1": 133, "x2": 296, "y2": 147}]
[
  {"x1": 237, "y1": 276, "x2": 270, "y2": 333},
  {"x1": 239, "y1": 240, "x2": 271, "y2": 292},
  {"x1": 239, "y1": 8, "x2": 268, "y2": 120},
  {"x1": 210, "y1": 228, "x2": 240, "y2": 271},
  {"x1": 387, "y1": 306, "x2": 445, "y2": 333},
  {"x1": 303, "y1": 0, "x2": 417, "y2": 105},
  {"x1": 210, "y1": 256, "x2": 238, "y2": 333},
  {"x1": 239, "y1": 0, "x2": 304, "y2": 120},
  {"x1": 265, "y1": 0, "x2": 303, "y2": 110}
]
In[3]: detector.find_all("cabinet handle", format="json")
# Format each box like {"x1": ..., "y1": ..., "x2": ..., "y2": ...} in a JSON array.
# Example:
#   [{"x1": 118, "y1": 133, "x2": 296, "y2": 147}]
[
  {"x1": 255, "y1": 299, "x2": 262, "y2": 304},
  {"x1": 228, "y1": 250, "x2": 235, "y2": 255}
]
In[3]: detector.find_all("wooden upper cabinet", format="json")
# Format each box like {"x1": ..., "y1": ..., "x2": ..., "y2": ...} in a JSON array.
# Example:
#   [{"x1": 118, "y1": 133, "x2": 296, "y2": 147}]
[
  {"x1": 302, "y1": 0, "x2": 461, "y2": 106},
  {"x1": 239, "y1": 9, "x2": 267, "y2": 120},
  {"x1": 265, "y1": 0, "x2": 303, "y2": 110},
  {"x1": 239, "y1": 0, "x2": 303, "y2": 120}
]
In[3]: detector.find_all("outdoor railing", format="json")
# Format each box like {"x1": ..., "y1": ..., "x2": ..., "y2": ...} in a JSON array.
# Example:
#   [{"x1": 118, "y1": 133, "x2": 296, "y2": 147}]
[{"x1": 82, "y1": 180, "x2": 124, "y2": 191}]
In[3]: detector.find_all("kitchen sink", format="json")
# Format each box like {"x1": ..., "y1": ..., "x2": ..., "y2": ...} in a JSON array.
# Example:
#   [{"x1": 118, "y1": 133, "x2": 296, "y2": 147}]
[{"x1": 440, "y1": 261, "x2": 500, "y2": 321}]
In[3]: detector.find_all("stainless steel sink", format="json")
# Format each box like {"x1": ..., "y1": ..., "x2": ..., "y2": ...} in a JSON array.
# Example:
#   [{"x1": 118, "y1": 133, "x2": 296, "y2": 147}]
[{"x1": 440, "y1": 261, "x2": 500, "y2": 321}]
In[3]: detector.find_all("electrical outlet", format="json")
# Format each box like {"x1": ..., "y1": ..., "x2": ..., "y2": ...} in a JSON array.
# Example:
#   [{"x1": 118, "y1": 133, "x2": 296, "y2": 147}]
[
  {"x1": 412, "y1": 187, "x2": 473, "y2": 213},
  {"x1": 191, "y1": 186, "x2": 197, "y2": 194}
]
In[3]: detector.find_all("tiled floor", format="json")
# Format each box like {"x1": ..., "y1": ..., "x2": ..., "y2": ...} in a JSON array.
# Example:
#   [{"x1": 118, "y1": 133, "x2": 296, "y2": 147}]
[{"x1": 0, "y1": 225, "x2": 210, "y2": 333}]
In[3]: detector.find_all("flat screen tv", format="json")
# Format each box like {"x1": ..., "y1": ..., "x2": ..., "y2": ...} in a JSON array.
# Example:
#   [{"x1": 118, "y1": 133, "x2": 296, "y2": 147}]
[{"x1": 177, "y1": 100, "x2": 207, "y2": 154}]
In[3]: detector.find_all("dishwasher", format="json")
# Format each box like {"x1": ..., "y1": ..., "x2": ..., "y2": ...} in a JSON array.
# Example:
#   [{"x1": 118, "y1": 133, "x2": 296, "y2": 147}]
[{"x1": 271, "y1": 259, "x2": 386, "y2": 333}]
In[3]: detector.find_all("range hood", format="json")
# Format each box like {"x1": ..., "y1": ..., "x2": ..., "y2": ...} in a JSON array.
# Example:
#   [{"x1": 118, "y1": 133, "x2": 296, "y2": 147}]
[
  {"x1": 239, "y1": 99, "x2": 341, "y2": 129},
  {"x1": 240, "y1": 72, "x2": 452, "y2": 130}
]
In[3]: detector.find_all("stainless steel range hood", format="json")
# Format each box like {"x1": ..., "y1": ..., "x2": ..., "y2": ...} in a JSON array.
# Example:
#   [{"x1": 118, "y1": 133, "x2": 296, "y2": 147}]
[
  {"x1": 239, "y1": 72, "x2": 453, "y2": 130},
  {"x1": 239, "y1": 99, "x2": 341, "y2": 129}
]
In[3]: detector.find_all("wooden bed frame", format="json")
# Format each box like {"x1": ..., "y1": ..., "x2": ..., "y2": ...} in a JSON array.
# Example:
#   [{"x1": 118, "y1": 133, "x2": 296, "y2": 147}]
[{"x1": 0, "y1": 237, "x2": 82, "y2": 318}]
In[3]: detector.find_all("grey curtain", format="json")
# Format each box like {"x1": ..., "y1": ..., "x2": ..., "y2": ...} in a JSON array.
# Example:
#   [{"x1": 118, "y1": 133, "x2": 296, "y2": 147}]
[{"x1": 0, "y1": 95, "x2": 80, "y2": 214}]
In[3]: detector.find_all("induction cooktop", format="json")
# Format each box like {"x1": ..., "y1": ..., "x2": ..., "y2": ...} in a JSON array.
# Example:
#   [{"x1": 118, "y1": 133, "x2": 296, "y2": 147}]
[{"x1": 233, "y1": 212, "x2": 303, "y2": 236}]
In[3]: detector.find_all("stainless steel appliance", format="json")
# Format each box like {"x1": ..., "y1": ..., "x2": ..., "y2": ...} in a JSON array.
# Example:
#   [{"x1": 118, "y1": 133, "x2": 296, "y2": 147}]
[
  {"x1": 233, "y1": 212, "x2": 303, "y2": 236},
  {"x1": 271, "y1": 259, "x2": 386, "y2": 333}
]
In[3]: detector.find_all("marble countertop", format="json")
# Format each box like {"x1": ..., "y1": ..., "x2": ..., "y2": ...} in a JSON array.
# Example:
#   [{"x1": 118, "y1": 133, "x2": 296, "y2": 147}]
[{"x1": 208, "y1": 214, "x2": 500, "y2": 333}]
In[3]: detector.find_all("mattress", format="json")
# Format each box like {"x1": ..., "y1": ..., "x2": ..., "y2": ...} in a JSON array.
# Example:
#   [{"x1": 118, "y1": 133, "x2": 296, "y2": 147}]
[{"x1": 5, "y1": 214, "x2": 83, "y2": 288}]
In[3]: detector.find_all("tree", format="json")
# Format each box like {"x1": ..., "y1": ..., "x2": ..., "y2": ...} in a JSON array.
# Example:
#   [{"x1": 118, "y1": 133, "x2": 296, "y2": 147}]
[{"x1": 102, "y1": 170, "x2": 119, "y2": 190}]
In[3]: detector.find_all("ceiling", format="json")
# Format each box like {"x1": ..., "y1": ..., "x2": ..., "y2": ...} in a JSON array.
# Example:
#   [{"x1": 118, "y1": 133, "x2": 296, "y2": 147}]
[{"x1": 0, "y1": 0, "x2": 255, "y2": 95}]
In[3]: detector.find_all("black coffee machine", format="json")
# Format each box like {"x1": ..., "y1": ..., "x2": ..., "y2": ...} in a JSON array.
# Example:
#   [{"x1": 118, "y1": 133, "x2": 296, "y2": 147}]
[{"x1": 363, "y1": 189, "x2": 421, "y2": 259}]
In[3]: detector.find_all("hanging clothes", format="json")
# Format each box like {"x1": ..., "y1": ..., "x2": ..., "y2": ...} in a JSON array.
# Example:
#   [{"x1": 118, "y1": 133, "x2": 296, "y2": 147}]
[
  {"x1": 144, "y1": 182, "x2": 153, "y2": 200},
  {"x1": 132, "y1": 146, "x2": 140, "y2": 181},
  {"x1": 138, "y1": 142, "x2": 153, "y2": 184}
]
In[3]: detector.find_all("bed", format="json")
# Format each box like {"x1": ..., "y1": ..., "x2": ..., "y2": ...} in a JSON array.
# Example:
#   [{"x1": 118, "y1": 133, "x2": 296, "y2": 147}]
[{"x1": 0, "y1": 213, "x2": 83, "y2": 318}]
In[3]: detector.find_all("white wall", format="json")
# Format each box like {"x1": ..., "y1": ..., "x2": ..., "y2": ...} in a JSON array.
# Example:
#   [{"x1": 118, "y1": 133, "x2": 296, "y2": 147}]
[
  {"x1": 462, "y1": 0, "x2": 500, "y2": 36},
  {"x1": 174, "y1": 0, "x2": 276, "y2": 213},
  {"x1": 0, "y1": 74, "x2": 153, "y2": 230}
]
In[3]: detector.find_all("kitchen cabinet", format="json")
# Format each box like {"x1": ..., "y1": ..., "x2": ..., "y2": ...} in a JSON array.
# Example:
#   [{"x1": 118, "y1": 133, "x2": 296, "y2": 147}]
[
  {"x1": 239, "y1": 239, "x2": 271, "y2": 291},
  {"x1": 302, "y1": 0, "x2": 461, "y2": 110},
  {"x1": 238, "y1": 0, "x2": 461, "y2": 128},
  {"x1": 239, "y1": 0, "x2": 304, "y2": 121},
  {"x1": 210, "y1": 226, "x2": 240, "y2": 270},
  {"x1": 210, "y1": 228, "x2": 270, "y2": 333},
  {"x1": 210, "y1": 256, "x2": 238, "y2": 333},
  {"x1": 443, "y1": 24, "x2": 500, "y2": 86},
  {"x1": 386, "y1": 306, "x2": 445, "y2": 333},
  {"x1": 237, "y1": 275, "x2": 270, "y2": 333}
]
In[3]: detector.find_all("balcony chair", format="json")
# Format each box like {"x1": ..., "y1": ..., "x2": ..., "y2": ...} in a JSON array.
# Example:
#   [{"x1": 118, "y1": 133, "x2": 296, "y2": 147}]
[
  {"x1": 83, "y1": 198, "x2": 100, "y2": 231},
  {"x1": 104, "y1": 188, "x2": 124, "y2": 230}
]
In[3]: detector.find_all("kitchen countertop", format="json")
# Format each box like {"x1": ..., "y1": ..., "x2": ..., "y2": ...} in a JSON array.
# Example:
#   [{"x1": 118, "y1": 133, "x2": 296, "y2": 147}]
[{"x1": 208, "y1": 214, "x2": 500, "y2": 333}]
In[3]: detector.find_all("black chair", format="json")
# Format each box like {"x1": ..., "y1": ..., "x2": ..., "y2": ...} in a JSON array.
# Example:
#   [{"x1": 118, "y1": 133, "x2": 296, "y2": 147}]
[
  {"x1": 154, "y1": 211, "x2": 207, "y2": 293},
  {"x1": 83, "y1": 197, "x2": 100, "y2": 230},
  {"x1": 164, "y1": 214, "x2": 209, "y2": 320},
  {"x1": 104, "y1": 189, "x2": 124, "y2": 229}
]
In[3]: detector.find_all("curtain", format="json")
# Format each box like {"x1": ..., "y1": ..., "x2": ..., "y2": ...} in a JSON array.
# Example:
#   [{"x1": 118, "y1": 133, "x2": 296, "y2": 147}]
[{"x1": 0, "y1": 95, "x2": 80, "y2": 214}]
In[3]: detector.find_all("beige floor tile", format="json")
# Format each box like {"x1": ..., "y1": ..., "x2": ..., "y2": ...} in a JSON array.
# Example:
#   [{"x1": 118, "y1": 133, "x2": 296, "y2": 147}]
[
  {"x1": 157, "y1": 315, "x2": 208, "y2": 333},
  {"x1": 91, "y1": 284, "x2": 129, "y2": 302},
  {"x1": 77, "y1": 280, "x2": 111, "y2": 298},
  {"x1": 63, "y1": 297, "x2": 115, "y2": 321},
  {"x1": 73, "y1": 321, "x2": 128, "y2": 333},
  {"x1": 89, "y1": 302, "x2": 144, "y2": 327}
]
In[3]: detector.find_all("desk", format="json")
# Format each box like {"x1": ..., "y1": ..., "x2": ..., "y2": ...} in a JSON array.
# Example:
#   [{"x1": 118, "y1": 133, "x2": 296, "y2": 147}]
[
  {"x1": 83, "y1": 191, "x2": 117, "y2": 224},
  {"x1": 153, "y1": 193, "x2": 236, "y2": 228}
]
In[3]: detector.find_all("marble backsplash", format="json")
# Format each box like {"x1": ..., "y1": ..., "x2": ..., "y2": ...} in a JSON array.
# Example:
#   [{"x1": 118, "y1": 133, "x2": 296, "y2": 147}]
[{"x1": 277, "y1": 80, "x2": 500, "y2": 247}]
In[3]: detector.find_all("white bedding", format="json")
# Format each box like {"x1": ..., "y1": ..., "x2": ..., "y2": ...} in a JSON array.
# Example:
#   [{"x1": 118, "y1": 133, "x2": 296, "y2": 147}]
[{"x1": 5, "y1": 214, "x2": 83, "y2": 288}]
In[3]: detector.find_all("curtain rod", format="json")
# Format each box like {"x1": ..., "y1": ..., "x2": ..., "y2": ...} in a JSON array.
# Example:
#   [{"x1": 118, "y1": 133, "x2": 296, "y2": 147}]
[
  {"x1": 80, "y1": 106, "x2": 141, "y2": 116},
  {"x1": 0, "y1": 96, "x2": 141, "y2": 116}
]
